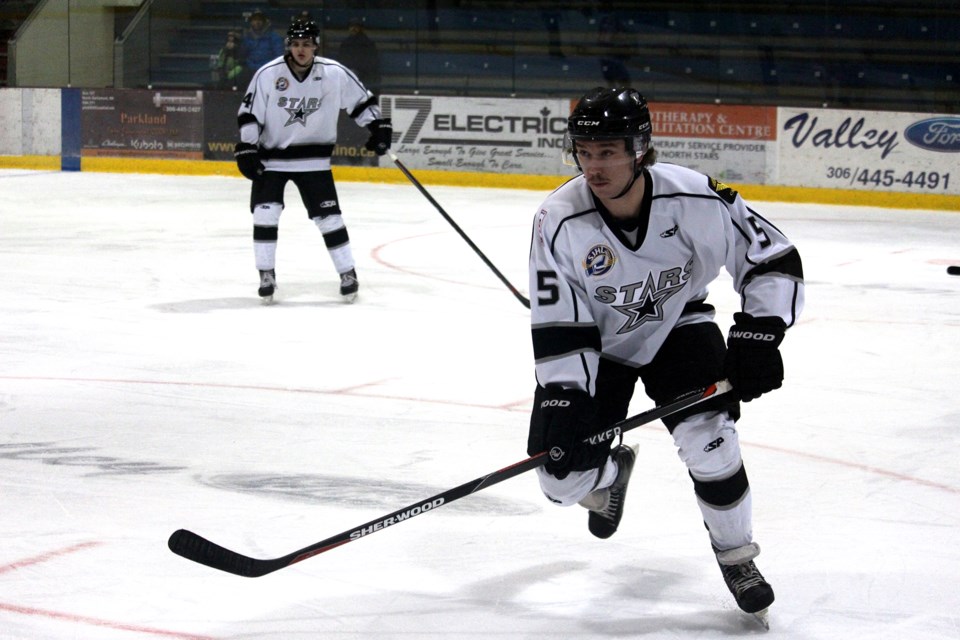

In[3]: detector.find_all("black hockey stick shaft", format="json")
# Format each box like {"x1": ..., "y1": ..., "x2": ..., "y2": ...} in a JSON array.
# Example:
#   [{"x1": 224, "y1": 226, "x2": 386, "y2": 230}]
[
  {"x1": 390, "y1": 152, "x2": 531, "y2": 309},
  {"x1": 168, "y1": 380, "x2": 731, "y2": 577}
]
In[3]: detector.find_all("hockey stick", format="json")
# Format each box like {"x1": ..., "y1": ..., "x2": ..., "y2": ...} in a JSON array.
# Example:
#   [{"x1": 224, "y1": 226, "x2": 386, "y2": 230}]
[
  {"x1": 389, "y1": 152, "x2": 531, "y2": 309},
  {"x1": 168, "y1": 380, "x2": 731, "y2": 578}
]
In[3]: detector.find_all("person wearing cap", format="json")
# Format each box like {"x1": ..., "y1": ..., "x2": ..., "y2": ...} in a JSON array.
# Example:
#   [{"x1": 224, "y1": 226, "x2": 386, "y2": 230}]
[
  {"x1": 239, "y1": 9, "x2": 284, "y2": 86},
  {"x1": 337, "y1": 18, "x2": 381, "y2": 96}
]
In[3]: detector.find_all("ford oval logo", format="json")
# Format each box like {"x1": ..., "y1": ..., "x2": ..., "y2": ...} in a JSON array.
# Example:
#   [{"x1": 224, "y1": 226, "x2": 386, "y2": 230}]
[{"x1": 904, "y1": 117, "x2": 960, "y2": 152}]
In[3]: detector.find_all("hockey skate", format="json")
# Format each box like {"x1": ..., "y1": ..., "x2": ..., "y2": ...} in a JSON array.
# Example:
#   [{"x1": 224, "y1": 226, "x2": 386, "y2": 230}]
[
  {"x1": 258, "y1": 269, "x2": 277, "y2": 304},
  {"x1": 339, "y1": 268, "x2": 358, "y2": 303},
  {"x1": 715, "y1": 542, "x2": 775, "y2": 629},
  {"x1": 578, "y1": 444, "x2": 637, "y2": 539}
]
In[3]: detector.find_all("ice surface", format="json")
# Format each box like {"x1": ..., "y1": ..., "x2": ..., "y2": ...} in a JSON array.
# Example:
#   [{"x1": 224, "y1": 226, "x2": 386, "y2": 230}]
[{"x1": 1, "y1": 169, "x2": 958, "y2": 638}]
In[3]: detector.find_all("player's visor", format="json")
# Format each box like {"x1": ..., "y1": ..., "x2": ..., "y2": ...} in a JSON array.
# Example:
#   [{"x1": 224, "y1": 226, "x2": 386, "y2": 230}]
[{"x1": 562, "y1": 134, "x2": 647, "y2": 169}]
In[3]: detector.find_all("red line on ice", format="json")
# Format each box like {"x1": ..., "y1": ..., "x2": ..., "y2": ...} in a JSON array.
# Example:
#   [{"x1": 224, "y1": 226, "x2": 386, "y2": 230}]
[
  {"x1": 0, "y1": 542, "x2": 216, "y2": 638},
  {"x1": 3, "y1": 374, "x2": 957, "y2": 495},
  {"x1": 0, "y1": 541, "x2": 101, "y2": 575},
  {"x1": 0, "y1": 602, "x2": 216, "y2": 639}
]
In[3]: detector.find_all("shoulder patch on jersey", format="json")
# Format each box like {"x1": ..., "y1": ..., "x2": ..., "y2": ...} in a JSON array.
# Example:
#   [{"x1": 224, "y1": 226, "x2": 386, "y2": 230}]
[
  {"x1": 708, "y1": 176, "x2": 738, "y2": 204},
  {"x1": 536, "y1": 209, "x2": 547, "y2": 245},
  {"x1": 275, "y1": 76, "x2": 289, "y2": 91}
]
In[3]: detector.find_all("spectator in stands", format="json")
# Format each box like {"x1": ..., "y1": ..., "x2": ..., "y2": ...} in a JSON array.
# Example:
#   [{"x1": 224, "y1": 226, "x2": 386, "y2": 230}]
[
  {"x1": 338, "y1": 18, "x2": 381, "y2": 96},
  {"x1": 239, "y1": 8, "x2": 284, "y2": 87},
  {"x1": 215, "y1": 29, "x2": 245, "y2": 89},
  {"x1": 292, "y1": 10, "x2": 313, "y2": 24}
]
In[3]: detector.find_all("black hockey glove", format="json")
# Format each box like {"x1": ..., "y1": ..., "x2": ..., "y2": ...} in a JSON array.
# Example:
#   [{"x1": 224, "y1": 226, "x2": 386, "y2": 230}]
[
  {"x1": 527, "y1": 385, "x2": 609, "y2": 479},
  {"x1": 234, "y1": 142, "x2": 264, "y2": 180},
  {"x1": 364, "y1": 118, "x2": 392, "y2": 156},
  {"x1": 724, "y1": 312, "x2": 786, "y2": 402}
]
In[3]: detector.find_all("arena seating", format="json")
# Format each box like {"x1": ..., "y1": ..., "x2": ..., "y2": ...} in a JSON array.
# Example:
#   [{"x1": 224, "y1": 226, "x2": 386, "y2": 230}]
[{"x1": 7, "y1": 0, "x2": 952, "y2": 114}]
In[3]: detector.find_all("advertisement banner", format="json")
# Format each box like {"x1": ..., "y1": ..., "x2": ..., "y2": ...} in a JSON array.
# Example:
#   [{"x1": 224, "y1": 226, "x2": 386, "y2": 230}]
[
  {"x1": 202, "y1": 90, "x2": 240, "y2": 161},
  {"x1": 649, "y1": 102, "x2": 777, "y2": 184},
  {"x1": 380, "y1": 95, "x2": 573, "y2": 175},
  {"x1": 81, "y1": 89, "x2": 203, "y2": 159},
  {"x1": 778, "y1": 107, "x2": 960, "y2": 195},
  {"x1": 200, "y1": 90, "x2": 374, "y2": 165},
  {"x1": 333, "y1": 109, "x2": 379, "y2": 167}
]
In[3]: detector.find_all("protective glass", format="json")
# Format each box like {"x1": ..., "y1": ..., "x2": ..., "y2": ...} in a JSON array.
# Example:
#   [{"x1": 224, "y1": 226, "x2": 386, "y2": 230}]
[
  {"x1": 562, "y1": 134, "x2": 648, "y2": 169},
  {"x1": 287, "y1": 37, "x2": 318, "y2": 50}
]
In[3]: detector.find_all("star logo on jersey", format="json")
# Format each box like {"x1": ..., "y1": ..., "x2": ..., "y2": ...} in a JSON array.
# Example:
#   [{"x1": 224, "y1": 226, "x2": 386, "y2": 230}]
[
  {"x1": 284, "y1": 103, "x2": 318, "y2": 126},
  {"x1": 612, "y1": 279, "x2": 683, "y2": 334},
  {"x1": 277, "y1": 96, "x2": 321, "y2": 127},
  {"x1": 598, "y1": 262, "x2": 692, "y2": 334}
]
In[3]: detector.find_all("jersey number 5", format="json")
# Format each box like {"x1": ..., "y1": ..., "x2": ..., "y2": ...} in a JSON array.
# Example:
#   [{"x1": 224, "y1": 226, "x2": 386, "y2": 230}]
[
  {"x1": 746, "y1": 216, "x2": 772, "y2": 248},
  {"x1": 536, "y1": 270, "x2": 559, "y2": 305}
]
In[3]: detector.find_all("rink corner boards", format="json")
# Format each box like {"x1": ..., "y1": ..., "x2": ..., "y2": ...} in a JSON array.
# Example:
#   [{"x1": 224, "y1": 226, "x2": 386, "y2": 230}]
[{"x1": 2, "y1": 154, "x2": 959, "y2": 212}]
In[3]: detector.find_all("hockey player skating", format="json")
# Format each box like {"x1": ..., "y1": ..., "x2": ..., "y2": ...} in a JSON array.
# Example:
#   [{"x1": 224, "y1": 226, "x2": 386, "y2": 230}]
[
  {"x1": 526, "y1": 87, "x2": 804, "y2": 626},
  {"x1": 234, "y1": 18, "x2": 392, "y2": 303}
]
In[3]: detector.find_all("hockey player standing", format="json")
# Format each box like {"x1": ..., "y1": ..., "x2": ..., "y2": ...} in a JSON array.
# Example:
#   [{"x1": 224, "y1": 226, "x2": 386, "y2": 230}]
[
  {"x1": 526, "y1": 87, "x2": 804, "y2": 624},
  {"x1": 234, "y1": 18, "x2": 392, "y2": 302}
]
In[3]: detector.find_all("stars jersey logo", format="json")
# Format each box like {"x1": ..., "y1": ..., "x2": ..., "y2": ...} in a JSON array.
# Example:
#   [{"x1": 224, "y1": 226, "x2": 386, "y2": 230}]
[
  {"x1": 593, "y1": 259, "x2": 693, "y2": 334},
  {"x1": 611, "y1": 274, "x2": 684, "y2": 333},
  {"x1": 277, "y1": 96, "x2": 321, "y2": 127}
]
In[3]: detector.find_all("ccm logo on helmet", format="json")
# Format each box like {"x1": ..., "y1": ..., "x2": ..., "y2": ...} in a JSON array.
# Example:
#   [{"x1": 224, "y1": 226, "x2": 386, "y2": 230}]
[
  {"x1": 729, "y1": 330, "x2": 778, "y2": 341},
  {"x1": 576, "y1": 120, "x2": 600, "y2": 126},
  {"x1": 541, "y1": 399, "x2": 571, "y2": 409}
]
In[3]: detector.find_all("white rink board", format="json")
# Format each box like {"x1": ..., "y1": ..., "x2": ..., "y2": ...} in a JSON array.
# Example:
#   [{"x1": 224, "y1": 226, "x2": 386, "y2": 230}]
[
  {"x1": 1, "y1": 87, "x2": 959, "y2": 203},
  {"x1": 382, "y1": 95, "x2": 578, "y2": 175},
  {"x1": 653, "y1": 137, "x2": 776, "y2": 185},
  {"x1": 778, "y1": 107, "x2": 960, "y2": 195},
  {"x1": 0, "y1": 88, "x2": 61, "y2": 156}
]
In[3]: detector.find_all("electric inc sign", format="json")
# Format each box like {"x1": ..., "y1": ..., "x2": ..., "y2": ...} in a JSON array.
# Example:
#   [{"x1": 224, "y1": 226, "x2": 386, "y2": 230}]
[{"x1": 383, "y1": 96, "x2": 568, "y2": 148}]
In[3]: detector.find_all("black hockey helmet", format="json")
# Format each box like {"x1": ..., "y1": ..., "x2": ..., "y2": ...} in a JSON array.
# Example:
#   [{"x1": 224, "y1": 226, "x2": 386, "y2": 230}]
[
  {"x1": 563, "y1": 87, "x2": 652, "y2": 166},
  {"x1": 286, "y1": 18, "x2": 320, "y2": 47}
]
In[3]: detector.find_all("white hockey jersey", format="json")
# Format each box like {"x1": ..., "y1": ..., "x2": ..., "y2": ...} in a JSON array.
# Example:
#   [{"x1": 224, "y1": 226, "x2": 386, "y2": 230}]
[
  {"x1": 238, "y1": 54, "x2": 381, "y2": 172},
  {"x1": 529, "y1": 162, "x2": 804, "y2": 394}
]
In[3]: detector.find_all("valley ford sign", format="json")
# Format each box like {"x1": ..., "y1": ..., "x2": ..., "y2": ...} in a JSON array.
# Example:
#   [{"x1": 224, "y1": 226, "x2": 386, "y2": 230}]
[
  {"x1": 905, "y1": 117, "x2": 960, "y2": 152},
  {"x1": 777, "y1": 106, "x2": 960, "y2": 194}
]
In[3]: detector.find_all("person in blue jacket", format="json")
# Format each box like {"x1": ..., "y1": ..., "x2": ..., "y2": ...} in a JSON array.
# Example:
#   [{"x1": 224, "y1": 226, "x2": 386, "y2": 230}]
[{"x1": 238, "y1": 9, "x2": 284, "y2": 86}]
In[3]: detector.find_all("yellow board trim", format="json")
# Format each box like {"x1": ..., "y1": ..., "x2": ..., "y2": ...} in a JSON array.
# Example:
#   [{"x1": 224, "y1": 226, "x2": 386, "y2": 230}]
[{"x1": 2, "y1": 155, "x2": 958, "y2": 211}]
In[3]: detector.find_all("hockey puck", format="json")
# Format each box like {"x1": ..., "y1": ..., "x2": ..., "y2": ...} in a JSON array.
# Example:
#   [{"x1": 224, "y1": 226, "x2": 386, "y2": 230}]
[{"x1": 948, "y1": 266, "x2": 960, "y2": 276}]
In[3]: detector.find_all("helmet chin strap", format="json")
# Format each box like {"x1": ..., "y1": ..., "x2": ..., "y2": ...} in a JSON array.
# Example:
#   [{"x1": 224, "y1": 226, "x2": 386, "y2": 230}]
[{"x1": 611, "y1": 158, "x2": 643, "y2": 200}]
